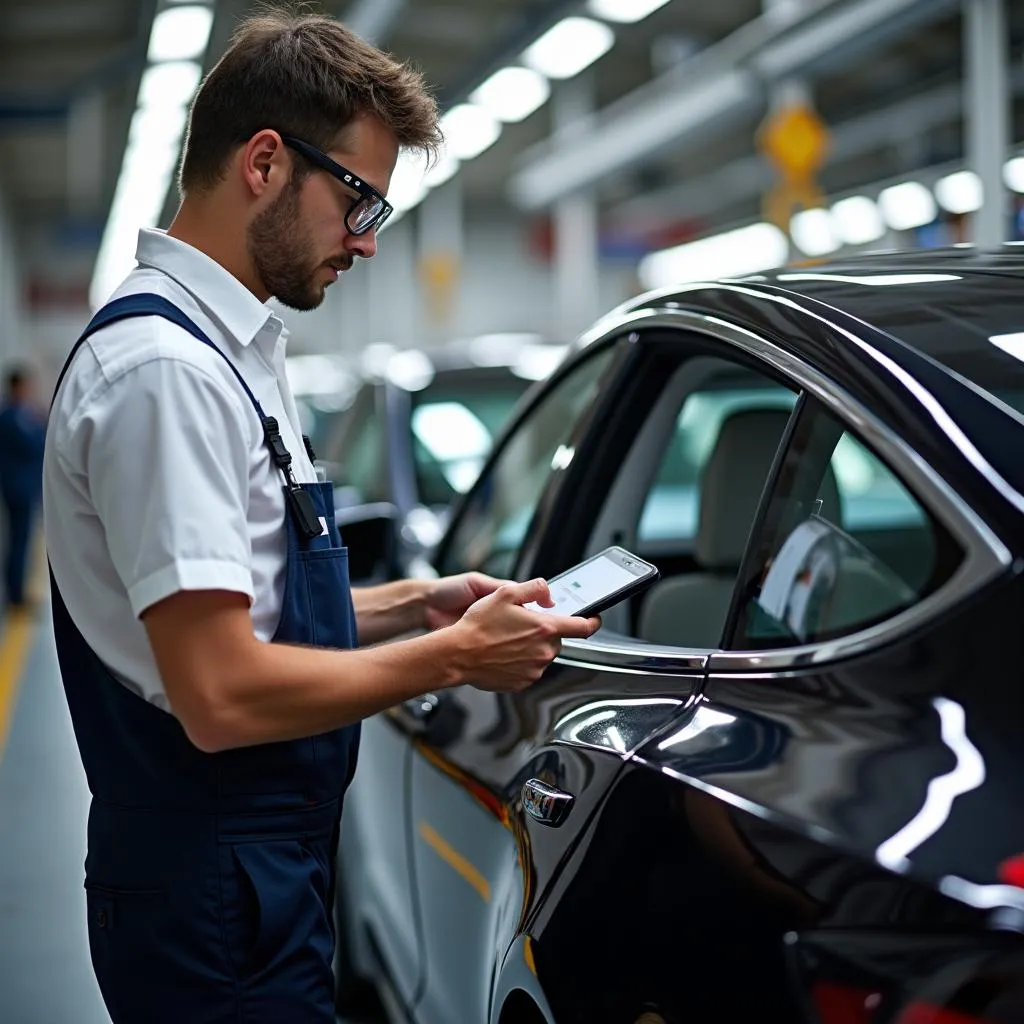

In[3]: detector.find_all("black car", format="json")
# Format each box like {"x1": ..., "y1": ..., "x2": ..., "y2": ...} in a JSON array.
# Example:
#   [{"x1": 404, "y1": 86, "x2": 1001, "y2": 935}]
[
  {"x1": 309, "y1": 343, "x2": 558, "y2": 580},
  {"x1": 336, "y1": 250, "x2": 1024, "y2": 1024}
]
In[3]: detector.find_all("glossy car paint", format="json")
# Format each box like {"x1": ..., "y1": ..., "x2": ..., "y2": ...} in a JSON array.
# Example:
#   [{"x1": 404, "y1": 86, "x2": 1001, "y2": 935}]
[{"x1": 338, "y1": 251, "x2": 1024, "y2": 1024}]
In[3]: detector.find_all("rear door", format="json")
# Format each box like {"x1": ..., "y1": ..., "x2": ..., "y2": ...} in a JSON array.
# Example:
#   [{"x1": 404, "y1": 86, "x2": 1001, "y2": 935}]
[{"x1": 630, "y1": 385, "x2": 1022, "y2": 1022}]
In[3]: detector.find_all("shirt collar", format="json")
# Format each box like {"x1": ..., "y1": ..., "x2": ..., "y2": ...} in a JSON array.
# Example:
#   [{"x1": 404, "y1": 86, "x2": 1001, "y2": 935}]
[{"x1": 134, "y1": 228, "x2": 282, "y2": 347}]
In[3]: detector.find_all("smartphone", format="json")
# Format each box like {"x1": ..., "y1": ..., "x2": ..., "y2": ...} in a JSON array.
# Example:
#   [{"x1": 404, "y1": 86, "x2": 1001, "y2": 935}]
[{"x1": 524, "y1": 546, "x2": 660, "y2": 618}]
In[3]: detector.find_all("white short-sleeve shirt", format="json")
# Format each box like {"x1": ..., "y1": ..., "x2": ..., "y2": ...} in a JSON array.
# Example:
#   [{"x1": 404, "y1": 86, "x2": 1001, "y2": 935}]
[{"x1": 44, "y1": 229, "x2": 318, "y2": 712}]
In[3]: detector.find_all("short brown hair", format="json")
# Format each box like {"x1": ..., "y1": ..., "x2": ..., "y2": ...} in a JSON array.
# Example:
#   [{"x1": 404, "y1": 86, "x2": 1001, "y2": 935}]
[{"x1": 179, "y1": 7, "x2": 441, "y2": 194}]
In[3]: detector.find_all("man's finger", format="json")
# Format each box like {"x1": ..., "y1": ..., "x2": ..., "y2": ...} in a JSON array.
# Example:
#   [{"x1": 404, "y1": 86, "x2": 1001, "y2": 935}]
[
  {"x1": 465, "y1": 572, "x2": 509, "y2": 599},
  {"x1": 498, "y1": 578, "x2": 552, "y2": 606},
  {"x1": 543, "y1": 614, "x2": 601, "y2": 639}
]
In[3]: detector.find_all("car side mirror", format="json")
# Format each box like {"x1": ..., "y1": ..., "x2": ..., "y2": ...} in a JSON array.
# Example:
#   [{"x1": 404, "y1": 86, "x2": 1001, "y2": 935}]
[{"x1": 335, "y1": 502, "x2": 400, "y2": 583}]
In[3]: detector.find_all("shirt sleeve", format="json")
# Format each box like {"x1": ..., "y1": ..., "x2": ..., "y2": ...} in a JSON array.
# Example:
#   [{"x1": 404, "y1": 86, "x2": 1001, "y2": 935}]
[{"x1": 78, "y1": 354, "x2": 257, "y2": 618}]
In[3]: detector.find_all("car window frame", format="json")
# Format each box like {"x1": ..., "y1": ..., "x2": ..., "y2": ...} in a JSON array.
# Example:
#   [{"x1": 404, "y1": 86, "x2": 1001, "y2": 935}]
[
  {"x1": 431, "y1": 337, "x2": 629, "y2": 580},
  {"x1": 551, "y1": 307, "x2": 1011, "y2": 676},
  {"x1": 722, "y1": 393, "x2": 964, "y2": 654}
]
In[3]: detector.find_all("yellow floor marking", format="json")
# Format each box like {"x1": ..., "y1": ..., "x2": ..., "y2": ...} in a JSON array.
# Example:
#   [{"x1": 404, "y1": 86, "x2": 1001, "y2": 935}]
[
  {"x1": 0, "y1": 531, "x2": 46, "y2": 758},
  {"x1": 418, "y1": 822, "x2": 491, "y2": 902},
  {"x1": 0, "y1": 608, "x2": 37, "y2": 754}
]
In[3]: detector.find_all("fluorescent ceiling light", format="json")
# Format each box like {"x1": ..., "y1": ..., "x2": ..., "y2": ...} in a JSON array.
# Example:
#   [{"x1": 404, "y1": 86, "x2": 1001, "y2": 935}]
[
  {"x1": 148, "y1": 5, "x2": 213, "y2": 63},
  {"x1": 831, "y1": 195, "x2": 885, "y2": 246},
  {"x1": 586, "y1": 0, "x2": 671, "y2": 23},
  {"x1": 470, "y1": 67, "x2": 550, "y2": 124},
  {"x1": 790, "y1": 207, "x2": 839, "y2": 257},
  {"x1": 1004, "y1": 158, "x2": 1024, "y2": 193},
  {"x1": 137, "y1": 61, "x2": 202, "y2": 110},
  {"x1": 90, "y1": 144, "x2": 181, "y2": 308},
  {"x1": 128, "y1": 105, "x2": 188, "y2": 149},
  {"x1": 935, "y1": 170, "x2": 983, "y2": 215},
  {"x1": 441, "y1": 104, "x2": 501, "y2": 161},
  {"x1": 639, "y1": 222, "x2": 789, "y2": 290},
  {"x1": 522, "y1": 17, "x2": 614, "y2": 80},
  {"x1": 878, "y1": 181, "x2": 937, "y2": 231}
]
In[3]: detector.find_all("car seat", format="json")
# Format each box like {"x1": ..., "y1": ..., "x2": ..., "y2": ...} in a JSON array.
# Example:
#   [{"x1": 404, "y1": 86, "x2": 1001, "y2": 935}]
[{"x1": 638, "y1": 408, "x2": 839, "y2": 648}]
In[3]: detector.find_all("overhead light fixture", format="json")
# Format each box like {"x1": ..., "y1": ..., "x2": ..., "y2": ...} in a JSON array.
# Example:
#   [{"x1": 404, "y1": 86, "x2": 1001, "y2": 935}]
[
  {"x1": 147, "y1": 5, "x2": 214, "y2": 63},
  {"x1": 440, "y1": 104, "x2": 501, "y2": 161},
  {"x1": 1004, "y1": 157, "x2": 1024, "y2": 193},
  {"x1": 586, "y1": 0, "x2": 671, "y2": 23},
  {"x1": 90, "y1": 140, "x2": 184, "y2": 308},
  {"x1": 638, "y1": 222, "x2": 789, "y2": 290},
  {"x1": 470, "y1": 66, "x2": 550, "y2": 124},
  {"x1": 935, "y1": 170, "x2": 983, "y2": 215},
  {"x1": 790, "y1": 207, "x2": 839, "y2": 257},
  {"x1": 831, "y1": 195, "x2": 885, "y2": 246},
  {"x1": 522, "y1": 17, "x2": 614, "y2": 80},
  {"x1": 878, "y1": 181, "x2": 937, "y2": 232},
  {"x1": 137, "y1": 61, "x2": 202, "y2": 110}
]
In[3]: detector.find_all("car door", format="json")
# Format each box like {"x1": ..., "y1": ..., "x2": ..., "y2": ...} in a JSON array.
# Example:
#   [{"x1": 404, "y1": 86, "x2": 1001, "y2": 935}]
[
  {"x1": 629, "y1": 368, "x2": 1024, "y2": 1022},
  {"x1": 406, "y1": 330, "x2": 807, "y2": 1024}
]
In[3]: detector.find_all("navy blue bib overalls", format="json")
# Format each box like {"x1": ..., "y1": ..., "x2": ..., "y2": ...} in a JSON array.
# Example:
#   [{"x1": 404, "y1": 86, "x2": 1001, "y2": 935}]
[{"x1": 49, "y1": 295, "x2": 361, "y2": 1022}]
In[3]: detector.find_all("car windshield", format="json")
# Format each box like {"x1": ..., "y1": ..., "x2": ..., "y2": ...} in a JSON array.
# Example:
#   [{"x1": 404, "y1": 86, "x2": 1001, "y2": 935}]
[{"x1": 410, "y1": 370, "x2": 532, "y2": 506}]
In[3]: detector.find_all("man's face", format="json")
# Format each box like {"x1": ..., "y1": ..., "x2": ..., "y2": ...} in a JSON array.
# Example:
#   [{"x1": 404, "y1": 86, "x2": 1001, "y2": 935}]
[{"x1": 247, "y1": 116, "x2": 399, "y2": 311}]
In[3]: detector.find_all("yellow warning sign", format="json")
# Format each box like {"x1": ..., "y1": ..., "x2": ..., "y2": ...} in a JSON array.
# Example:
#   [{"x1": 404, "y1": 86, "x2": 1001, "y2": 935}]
[{"x1": 758, "y1": 101, "x2": 831, "y2": 231}]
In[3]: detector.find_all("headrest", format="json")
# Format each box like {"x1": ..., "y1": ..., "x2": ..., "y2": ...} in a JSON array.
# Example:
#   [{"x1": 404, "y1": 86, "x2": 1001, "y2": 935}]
[{"x1": 695, "y1": 408, "x2": 793, "y2": 570}]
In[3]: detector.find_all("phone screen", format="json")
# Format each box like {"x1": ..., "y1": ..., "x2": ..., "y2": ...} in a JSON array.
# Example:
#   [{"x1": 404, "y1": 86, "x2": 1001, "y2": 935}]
[{"x1": 525, "y1": 549, "x2": 654, "y2": 616}]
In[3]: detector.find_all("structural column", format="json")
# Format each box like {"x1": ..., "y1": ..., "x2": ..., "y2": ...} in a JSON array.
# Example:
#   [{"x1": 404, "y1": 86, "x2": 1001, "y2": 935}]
[
  {"x1": 965, "y1": 0, "x2": 1009, "y2": 246},
  {"x1": 417, "y1": 174, "x2": 464, "y2": 344},
  {"x1": 553, "y1": 76, "x2": 600, "y2": 342}
]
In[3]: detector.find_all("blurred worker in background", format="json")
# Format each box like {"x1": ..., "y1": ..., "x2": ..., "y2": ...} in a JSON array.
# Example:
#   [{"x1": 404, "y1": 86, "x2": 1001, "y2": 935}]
[
  {"x1": 43, "y1": 9, "x2": 598, "y2": 1024},
  {"x1": 0, "y1": 365, "x2": 45, "y2": 610}
]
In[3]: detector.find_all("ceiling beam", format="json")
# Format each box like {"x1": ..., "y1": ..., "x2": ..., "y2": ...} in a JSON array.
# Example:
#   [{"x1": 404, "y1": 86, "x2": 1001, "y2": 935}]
[
  {"x1": 508, "y1": 0, "x2": 962, "y2": 210},
  {"x1": 608, "y1": 69, "x2": 1024, "y2": 231}
]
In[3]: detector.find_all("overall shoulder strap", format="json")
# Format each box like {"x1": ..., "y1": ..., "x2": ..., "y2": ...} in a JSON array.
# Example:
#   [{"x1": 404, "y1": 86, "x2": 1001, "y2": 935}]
[
  {"x1": 55, "y1": 292, "x2": 323, "y2": 540},
  {"x1": 53, "y1": 293, "x2": 267, "y2": 418}
]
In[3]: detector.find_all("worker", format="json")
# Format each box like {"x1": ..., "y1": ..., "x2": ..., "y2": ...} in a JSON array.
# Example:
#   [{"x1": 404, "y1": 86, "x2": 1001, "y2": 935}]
[{"x1": 43, "y1": 10, "x2": 599, "y2": 1022}]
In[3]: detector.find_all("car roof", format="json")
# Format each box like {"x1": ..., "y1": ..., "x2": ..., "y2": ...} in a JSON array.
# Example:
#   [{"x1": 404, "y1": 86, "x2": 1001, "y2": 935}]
[{"x1": 611, "y1": 247, "x2": 1024, "y2": 520}]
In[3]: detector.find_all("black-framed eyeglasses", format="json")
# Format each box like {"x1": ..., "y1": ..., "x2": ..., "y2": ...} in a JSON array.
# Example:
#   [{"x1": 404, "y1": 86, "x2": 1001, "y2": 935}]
[{"x1": 281, "y1": 135, "x2": 393, "y2": 236}]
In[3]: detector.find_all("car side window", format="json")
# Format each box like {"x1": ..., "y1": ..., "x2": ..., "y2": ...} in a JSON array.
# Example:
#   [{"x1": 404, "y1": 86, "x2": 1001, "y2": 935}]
[
  {"x1": 437, "y1": 348, "x2": 616, "y2": 579},
  {"x1": 731, "y1": 403, "x2": 963, "y2": 649},
  {"x1": 638, "y1": 386, "x2": 797, "y2": 546}
]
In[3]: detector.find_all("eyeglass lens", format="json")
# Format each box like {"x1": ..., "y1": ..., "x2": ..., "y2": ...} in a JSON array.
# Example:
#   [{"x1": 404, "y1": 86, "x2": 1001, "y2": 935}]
[{"x1": 348, "y1": 196, "x2": 385, "y2": 234}]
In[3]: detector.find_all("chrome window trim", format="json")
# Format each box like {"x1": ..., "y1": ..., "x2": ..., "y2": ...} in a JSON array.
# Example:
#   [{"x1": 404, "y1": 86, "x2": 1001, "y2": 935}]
[
  {"x1": 558, "y1": 635, "x2": 707, "y2": 674},
  {"x1": 556, "y1": 306, "x2": 1013, "y2": 675}
]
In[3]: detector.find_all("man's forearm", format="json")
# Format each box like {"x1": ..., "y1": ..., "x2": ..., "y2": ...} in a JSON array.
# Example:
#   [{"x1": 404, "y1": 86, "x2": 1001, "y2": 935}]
[
  {"x1": 352, "y1": 579, "x2": 429, "y2": 645},
  {"x1": 181, "y1": 626, "x2": 467, "y2": 752}
]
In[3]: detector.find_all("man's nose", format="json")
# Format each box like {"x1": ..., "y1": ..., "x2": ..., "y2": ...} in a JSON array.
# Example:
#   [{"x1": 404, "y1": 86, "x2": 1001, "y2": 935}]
[{"x1": 346, "y1": 228, "x2": 377, "y2": 260}]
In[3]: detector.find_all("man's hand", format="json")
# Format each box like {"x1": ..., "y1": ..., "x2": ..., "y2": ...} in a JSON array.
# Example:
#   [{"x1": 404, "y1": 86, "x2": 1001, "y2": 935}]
[
  {"x1": 449, "y1": 578, "x2": 600, "y2": 693},
  {"x1": 423, "y1": 572, "x2": 509, "y2": 631}
]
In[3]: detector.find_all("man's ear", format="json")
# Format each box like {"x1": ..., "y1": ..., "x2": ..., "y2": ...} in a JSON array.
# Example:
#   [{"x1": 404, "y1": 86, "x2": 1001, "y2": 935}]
[{"x1": 240, "y1": 130, "x2": 286, "y2": 197}]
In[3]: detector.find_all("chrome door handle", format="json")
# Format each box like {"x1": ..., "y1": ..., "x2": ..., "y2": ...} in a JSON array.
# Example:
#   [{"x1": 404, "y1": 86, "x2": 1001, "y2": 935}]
[{"x1": 521, "y1": 778, "x2": 575, "y2": 827}]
